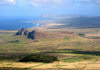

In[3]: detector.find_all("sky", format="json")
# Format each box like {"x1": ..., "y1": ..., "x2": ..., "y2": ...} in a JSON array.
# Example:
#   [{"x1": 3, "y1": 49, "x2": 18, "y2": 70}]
[{"x1": 0, "y1": 0, "x2": 100, "y2": 18}]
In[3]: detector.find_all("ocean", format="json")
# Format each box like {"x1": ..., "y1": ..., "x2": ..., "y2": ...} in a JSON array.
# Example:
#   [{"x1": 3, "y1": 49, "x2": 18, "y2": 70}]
[{"x1": 0, "y1": 17, "x2": 41, "y2": 30}]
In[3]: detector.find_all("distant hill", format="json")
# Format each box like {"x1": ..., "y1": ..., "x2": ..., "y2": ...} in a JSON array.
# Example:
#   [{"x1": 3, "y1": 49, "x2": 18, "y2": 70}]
[
  {"x1": 64, "y1": 17, "x2": 100, "y2": 28},
  {"x1": 1, "y1": 15, "x2": 100, "y2": 30},
  {"x1": 40, "y1": 15, "x2": 100, "y2": 29}
]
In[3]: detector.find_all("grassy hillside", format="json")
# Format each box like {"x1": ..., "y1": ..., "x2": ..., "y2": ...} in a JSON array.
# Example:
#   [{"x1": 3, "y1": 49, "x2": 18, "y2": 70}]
[{"x1": 0, "y1": 28, "x2": 100, "y2": 70}]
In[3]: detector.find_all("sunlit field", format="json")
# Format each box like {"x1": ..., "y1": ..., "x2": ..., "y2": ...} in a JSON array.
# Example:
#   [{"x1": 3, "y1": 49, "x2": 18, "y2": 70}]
[{"x1": 0, "y1": 28, "x2": 100, "y2": 70}]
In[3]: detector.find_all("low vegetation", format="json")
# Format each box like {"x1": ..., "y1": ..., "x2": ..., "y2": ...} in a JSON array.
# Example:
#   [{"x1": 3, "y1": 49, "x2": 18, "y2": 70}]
[
  {"x1": 63, "y1": 55, "x2": 94, "y2": 63},
  {"x1": 0, "y1": 68, "x2": 26, "y2": 70},
  {"x1": 19, "y1": 54, "x2": 58, "y2": 63},
  {"x1": 78, "y1": 33, "x2": 85, "y2": 37}
]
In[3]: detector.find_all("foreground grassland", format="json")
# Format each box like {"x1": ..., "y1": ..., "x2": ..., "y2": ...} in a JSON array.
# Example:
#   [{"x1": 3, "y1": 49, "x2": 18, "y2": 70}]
[{"x1": 0, "y1": 28, "x2": 100, "y2": 70}]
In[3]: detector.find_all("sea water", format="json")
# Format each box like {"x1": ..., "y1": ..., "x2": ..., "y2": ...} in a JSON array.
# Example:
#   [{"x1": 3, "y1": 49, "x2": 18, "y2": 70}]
[{"x1": 0, "y1": 17, "x2": 41, "y2": 30}]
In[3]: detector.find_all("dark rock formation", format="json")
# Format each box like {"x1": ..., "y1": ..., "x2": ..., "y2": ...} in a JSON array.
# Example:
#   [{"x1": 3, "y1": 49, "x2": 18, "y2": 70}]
[
  {"x1": 27, "y1": 31, "x2": 36, "y2": 39},
  {"x1": 15, "y1": 28, "x2": 68, "y2": 40},
  {"x1": 15, "y1": 28, "x2": 28, "y2": 36},
  {"x1": 15, "y1": 28, "x2": 36, "y2": 39}
]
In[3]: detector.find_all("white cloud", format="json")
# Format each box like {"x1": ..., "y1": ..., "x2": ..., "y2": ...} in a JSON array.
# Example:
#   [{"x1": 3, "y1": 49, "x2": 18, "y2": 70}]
[
  {"x1": 74, "y1": 0, "x2": 100, "y2": 4},
  {"x1": 93, "y1": 0, "x2": 100, "y2": 4},
  {"x1": 54, "y1": 0, "x2": 63, "y2": 4},
  {"x1": 30, "y1": 0, "x2": 100, "y2": 8},
  {"x1": 30, "y1": 0, "x2": 64, "y2": 7},
  {"x1": 1, "y1": 0, "x2": 100, "y2": 7},
  {"x1": 0, "y1": 0, "x2": 15, "y2": 5},
  {"x1": 31, "y1": 2, "x2": 38, "y2": 7},
  {"x1": 7, "y1": 0, "x2": 15, "y2": 4}
]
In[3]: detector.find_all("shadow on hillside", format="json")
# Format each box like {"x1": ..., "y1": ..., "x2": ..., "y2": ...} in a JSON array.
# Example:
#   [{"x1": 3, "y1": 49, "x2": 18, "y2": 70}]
[
  {"x1": 43, "y1": 49, "x2": 100, "y2": 56},
  {"x1": 0, "y1": 49, "x2": 100, "y2": 61},
  {"x1": 0, "y1": 53, "x2": 34, "y2": 61},
  {"x1": 73, "y1": 50, "x2": 100, "y2": 56}
]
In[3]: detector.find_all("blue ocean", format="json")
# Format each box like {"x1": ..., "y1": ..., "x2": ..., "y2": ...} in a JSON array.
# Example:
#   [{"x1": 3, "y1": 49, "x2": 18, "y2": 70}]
[{"x1": 0, "y1": 17, "x2": 41, "y2": 30}]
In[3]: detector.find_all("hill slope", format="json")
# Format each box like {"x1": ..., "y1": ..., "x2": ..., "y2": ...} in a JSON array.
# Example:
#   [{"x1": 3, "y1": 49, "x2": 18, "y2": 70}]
[{"x1": 40, "y1": 15, "x2": 100, "y2": 29}]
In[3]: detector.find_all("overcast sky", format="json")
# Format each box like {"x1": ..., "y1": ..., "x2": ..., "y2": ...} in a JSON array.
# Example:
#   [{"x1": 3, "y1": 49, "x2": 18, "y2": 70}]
[{"x1": 0, "y1": 0, "x2": 100, "y2": 18}]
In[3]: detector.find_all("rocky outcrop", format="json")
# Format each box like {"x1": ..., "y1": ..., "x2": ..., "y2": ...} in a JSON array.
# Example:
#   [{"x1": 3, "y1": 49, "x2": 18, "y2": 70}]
[
  {"x1": 27, "y1": 31, "x2": 36, "y2": 39},
  {"x1": 15, "y1": 28, "x2": 71, "y2": 40},
  {"x1": 15, "y1": 28, "x2": 36, "y2": 39},
  {"x1": 15, "y1": 28, "x2": 28, "y2": 36}
]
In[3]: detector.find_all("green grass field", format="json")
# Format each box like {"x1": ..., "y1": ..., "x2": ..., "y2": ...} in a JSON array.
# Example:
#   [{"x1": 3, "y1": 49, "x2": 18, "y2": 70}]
[{"x1": 0, "y1": 28, "x2": 100, "y2": 70}]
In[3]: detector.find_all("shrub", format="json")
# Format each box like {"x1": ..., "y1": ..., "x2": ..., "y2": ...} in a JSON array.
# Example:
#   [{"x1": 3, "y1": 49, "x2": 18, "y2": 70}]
[
  {"x1": 19, "y1": 54, "x2": 58, "y2": 63},
  {"x1": 8, "y1": 40, "x2": 20, "y2": 43},
  {"x1": 78, "y1": 33, "x2": 85, "y2": 37}
]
